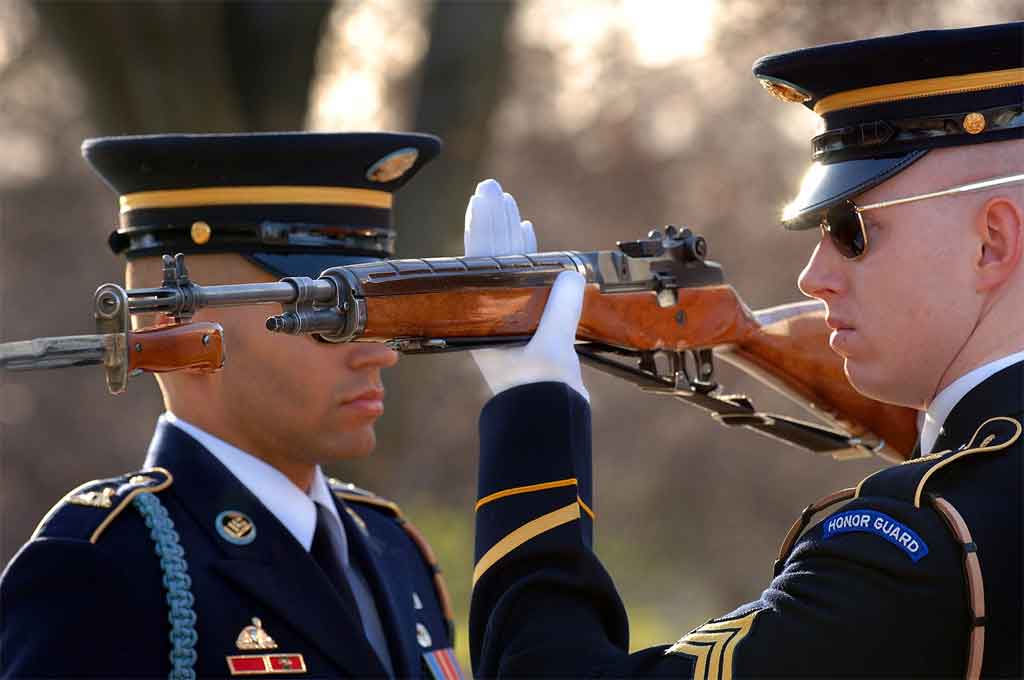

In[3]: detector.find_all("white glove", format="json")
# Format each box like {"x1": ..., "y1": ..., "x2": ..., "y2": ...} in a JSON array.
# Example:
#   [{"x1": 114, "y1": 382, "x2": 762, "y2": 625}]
[{"x1": 465, "y1": 179, "x2": 589, "y2": 402}]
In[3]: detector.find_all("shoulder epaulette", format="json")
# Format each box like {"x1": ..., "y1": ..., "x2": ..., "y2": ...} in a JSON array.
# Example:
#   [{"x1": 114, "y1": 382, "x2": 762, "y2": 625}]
[
  {"x1": 31, "y1": 467, "x2": 174, "y2": 544},
  {"x1": 856, "y1": 416, "x2": 1021, "y2": 507},
  {"x1": 327, "y1": 477, "x2": 404, "y2": 519}
]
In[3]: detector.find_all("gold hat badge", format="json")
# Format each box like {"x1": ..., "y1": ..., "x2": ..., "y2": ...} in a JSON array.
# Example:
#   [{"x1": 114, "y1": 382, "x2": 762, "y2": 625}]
[
  {"x1": 758, "y1": 77, "x2": 812, "y2": 104},
  {"x1": 366, "y1": 147, "x2": 419, "y2": 183},
  {"x1": 236, "y1": 617, "x2": 278, "y2": 651}
]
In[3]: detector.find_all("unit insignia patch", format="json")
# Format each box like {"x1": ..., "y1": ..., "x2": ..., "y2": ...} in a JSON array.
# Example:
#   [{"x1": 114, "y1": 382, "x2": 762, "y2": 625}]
[{"x1": 823, "y1": 509, "x2": 929, "y2": 562}]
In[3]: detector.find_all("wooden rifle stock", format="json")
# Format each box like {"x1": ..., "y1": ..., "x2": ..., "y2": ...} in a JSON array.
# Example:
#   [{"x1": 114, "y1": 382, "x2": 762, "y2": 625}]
[{"x1": 327, "y1": 251, "x2": 918, "y2": 462}]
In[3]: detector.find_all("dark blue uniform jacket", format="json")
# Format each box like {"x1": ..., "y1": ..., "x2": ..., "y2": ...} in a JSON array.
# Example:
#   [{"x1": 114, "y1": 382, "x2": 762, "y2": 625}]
[
  {"x1": 1, "y1": 420, "x2": 460, "y2": 679},
  {"x1": 470, "y1": 362, "x2": 1023, "y2": 678}
]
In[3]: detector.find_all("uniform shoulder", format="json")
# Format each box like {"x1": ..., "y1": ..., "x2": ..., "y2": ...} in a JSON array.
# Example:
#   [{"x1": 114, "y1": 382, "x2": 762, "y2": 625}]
[
  {"x1": 856, "y1": 415, "x2": 1021, "y2": 507},
  {"x1": 327, "y1": 477, "x2": 404, "y2": 520},
  {"x1": 31, "y1": 467, "x2": 174, "y2": 544}
]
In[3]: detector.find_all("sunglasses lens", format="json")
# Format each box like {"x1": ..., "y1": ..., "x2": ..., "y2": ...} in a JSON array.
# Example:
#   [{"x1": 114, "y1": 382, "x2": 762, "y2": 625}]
[{"x1": 822, "y1": 203, "x2": 865, "y2": 259}]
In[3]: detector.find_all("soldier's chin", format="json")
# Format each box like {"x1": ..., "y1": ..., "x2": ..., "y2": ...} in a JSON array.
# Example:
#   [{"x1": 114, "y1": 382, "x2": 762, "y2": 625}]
[
  {"x1": 320, "y1": 427, "x2": 378, "y2": 461},
  {"x1": 844, "y1": 358, "x2": 908, "y2": 408}
]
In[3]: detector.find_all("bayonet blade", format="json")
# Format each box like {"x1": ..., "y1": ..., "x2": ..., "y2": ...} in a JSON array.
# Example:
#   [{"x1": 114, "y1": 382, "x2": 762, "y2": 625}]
[{"x1": 0, "y1": 334, "x2": 113, "y2": 371}]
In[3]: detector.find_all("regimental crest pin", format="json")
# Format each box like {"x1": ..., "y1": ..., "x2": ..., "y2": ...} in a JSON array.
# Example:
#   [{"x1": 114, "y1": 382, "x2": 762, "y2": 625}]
[
  {"x1": 366, "y1": 147, "x2": 419, "y2": 183},
  {"x1": 69, "y1": 486, "x2": 117, "y2": 508},
  {"x1": 237, "y1": 617, "x2": 278, "y2": 651},
  {"x1": 216, "y1": 510, "x2": 257, "y2": 545}
]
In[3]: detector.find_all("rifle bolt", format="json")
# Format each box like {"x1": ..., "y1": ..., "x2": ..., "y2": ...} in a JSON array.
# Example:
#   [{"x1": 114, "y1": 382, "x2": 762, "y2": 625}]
[{"x1": 675, "y1": 310, "x2": 686, "y2": 325}]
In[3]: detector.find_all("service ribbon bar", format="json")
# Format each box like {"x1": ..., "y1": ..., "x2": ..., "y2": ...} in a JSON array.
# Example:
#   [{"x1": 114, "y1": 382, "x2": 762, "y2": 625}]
[
  {"x1": 422, "y1": 647, "x2": 465, "y2": 680},
  {"x1": 226, "y1": 653, "x2": 307, "y2": 675}
]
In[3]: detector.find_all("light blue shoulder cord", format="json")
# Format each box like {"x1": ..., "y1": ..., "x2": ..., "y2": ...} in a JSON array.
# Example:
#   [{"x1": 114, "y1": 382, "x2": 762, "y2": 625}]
[{"x1": 133, "y1": 492, "x2": 198, "y2": 680}]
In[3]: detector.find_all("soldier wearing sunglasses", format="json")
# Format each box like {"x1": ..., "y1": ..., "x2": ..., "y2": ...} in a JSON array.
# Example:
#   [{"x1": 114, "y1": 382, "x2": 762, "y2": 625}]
[{"x1": 465, "y1": 22, "x2": 1023, "y2": 679}]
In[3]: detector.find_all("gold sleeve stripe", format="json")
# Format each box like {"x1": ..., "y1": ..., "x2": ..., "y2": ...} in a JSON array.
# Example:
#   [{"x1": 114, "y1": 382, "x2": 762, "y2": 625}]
[
  {"x1": 90, "y1": 467, "x2": 175, "y2": 543},
  {"x1": 577, "y1": 495, "x2": 596, "y2": 520},
  {"x1": 119, "y1": 186, "x2": 393, "y2": 213},
  {"x1": 475, "y1": 478, "x2": 578, "y2": 511},
  {"x1": 814, "y1": 67, "x2": 1024, "y2": 115},
  {"x1": 913, "y1": 416, "x2": 1021, "y2": 507},
  {"x1": 665, "y1": 608, "x2": 764, "y2": 680},
  {"x1": 472, "y1": 503, "x2": 580, "y2": 585}
]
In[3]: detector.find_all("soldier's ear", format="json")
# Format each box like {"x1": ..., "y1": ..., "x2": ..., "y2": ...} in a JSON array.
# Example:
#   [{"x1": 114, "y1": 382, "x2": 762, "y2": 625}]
[{"x1": 973, "y1": 196, "x2": 1023, "y2": 293}]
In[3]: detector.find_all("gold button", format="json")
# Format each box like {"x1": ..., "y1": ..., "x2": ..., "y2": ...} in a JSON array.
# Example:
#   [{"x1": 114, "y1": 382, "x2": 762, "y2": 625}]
[
  {"x1": 190, "y1": 221, "x2": 212, "y2": 245},
  {"x1": 963, "y1": 113, "x2": 986, "y2": 135}
]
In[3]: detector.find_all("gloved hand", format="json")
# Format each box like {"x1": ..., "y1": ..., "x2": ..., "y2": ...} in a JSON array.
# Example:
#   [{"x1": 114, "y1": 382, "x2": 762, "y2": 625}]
[{"x1": 464, "y1": 179, "x2": 589, "y2": 402}]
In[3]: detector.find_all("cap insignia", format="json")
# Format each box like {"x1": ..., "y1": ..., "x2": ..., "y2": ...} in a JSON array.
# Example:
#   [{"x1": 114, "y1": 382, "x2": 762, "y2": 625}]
[
  {"x1": 758, "y1": 78, "x2": 811, "y2": 104},
  {"x1": 69, "y1": 486, "x2": 117, "y2": 508},
  {"x1": 962, "y1": 112, "x2": 986, "y2": 135},
  {"x1": 237, "y1": 617, "x2": 278, "y2": 650},
  {"x1": 190, "y1": 221, "x2": 212, "y2": 245},
  {"x1": 216, "y1": 510, "x2": 257, "y2": 545},
  {"x1": 366, "y1": 147, "x2": 419, "y2": 183}
]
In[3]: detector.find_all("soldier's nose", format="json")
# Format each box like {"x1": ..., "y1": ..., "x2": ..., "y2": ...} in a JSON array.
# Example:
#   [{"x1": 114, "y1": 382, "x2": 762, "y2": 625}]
[
  {"x1": 347, "y1": 342, "x2": 399, "y2": 370},
  {"x1": 798, "y1": 239, "x2": 846, "y2": 300}
]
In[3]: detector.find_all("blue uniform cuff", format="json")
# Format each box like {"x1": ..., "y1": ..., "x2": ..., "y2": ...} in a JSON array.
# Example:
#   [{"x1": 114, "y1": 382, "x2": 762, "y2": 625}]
[{"x1": 476, "y1": 382, "x2": 594, "y2": 565}]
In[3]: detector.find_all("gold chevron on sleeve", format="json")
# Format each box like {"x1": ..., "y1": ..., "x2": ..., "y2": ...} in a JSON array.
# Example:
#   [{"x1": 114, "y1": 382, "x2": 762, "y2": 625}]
[{"x1": 665, "y1": 608, "x2": 764, "y2": 680}]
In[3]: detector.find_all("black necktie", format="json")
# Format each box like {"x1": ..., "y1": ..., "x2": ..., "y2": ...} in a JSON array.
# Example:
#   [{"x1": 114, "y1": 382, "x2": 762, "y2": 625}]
[{"x1": 311, "y1": 502, "x2": 360, "y2": 616}]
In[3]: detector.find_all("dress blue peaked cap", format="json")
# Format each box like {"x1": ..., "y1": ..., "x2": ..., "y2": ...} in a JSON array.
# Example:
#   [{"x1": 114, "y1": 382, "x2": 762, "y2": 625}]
[
  {"x1": 82, "y1": 132, "x2": 442, "y2": 278},
  {"x1": 753, "y1": 21, "x2": 1024, "y2": 230}
]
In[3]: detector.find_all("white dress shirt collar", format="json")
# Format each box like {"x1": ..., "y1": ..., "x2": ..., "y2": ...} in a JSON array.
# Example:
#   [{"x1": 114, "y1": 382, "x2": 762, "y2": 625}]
[
  {"x1": 920, "y1": 350, "x2": 1024, "y2": 455},
  {"x1": 162, "y1": 412, "x2": 346, "y2": 561}
]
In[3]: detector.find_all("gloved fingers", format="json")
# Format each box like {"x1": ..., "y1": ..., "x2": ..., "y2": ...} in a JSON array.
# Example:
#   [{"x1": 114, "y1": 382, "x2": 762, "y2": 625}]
[
  {"x1": 533, "y1": 271, "x2": 585, "y2": 345},
  {"x1": 465, "y1": 179, "x2": 506, "y2": 257},
  {"x1": 465, "y1": 194, "x2": 492, "y2": 257},
  {"x1": 502, "y1": 192, "x2": 525, "y2": 254},
  {"x1": 521, "y1": 220, "x2": 538, "y2": 254}
]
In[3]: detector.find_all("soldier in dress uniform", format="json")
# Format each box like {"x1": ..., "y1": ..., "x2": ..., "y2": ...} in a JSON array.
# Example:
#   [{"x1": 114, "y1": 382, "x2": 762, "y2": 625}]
[
  {"x1": 463, "y1": 22, "x2": 1023, "y2": 678},
  {"x1": 0, "y1": 133, "x2": 465, "y2": 679}
]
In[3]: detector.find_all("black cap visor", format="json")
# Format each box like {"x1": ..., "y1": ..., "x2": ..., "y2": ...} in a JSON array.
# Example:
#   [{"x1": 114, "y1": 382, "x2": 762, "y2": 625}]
[{"x1": 783, "y1": 150, "x2": 929, "y2": 230}]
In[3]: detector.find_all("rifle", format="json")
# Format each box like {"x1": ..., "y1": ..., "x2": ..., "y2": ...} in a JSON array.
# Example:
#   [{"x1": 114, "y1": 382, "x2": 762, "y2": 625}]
[{"x1": 0, "y1": 228, "x2": 919, "y2": 462}]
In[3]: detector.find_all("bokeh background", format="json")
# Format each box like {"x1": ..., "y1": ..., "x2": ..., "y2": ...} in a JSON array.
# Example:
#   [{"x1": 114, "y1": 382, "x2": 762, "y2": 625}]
[{"x1": 1, "y1": 0, "x2": 1021, "y2": 671}]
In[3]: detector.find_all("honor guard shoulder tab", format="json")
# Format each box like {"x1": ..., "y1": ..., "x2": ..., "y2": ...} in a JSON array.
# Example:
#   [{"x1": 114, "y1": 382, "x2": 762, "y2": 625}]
[
  {"x1": 328, "y1": 477, "x2": 404, "y2": 519},
  {"x1": 30, "y1": 467, "x2": 174, "y2": 544},
  {"x1": 856, "y1": 416, "x2": 1022, "y2": 508}
]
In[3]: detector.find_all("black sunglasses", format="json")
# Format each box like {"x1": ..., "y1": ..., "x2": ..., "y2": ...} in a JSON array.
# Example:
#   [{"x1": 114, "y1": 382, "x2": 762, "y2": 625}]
[{"x1": 815, "y1": 173, "x2": 1024, "y2": 260}]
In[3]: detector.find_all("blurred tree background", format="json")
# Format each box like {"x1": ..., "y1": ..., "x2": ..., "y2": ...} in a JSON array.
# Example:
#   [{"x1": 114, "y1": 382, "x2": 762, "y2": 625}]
[{"x1": 1, "y1": 0, "x2": 1021, "y2": 670}]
